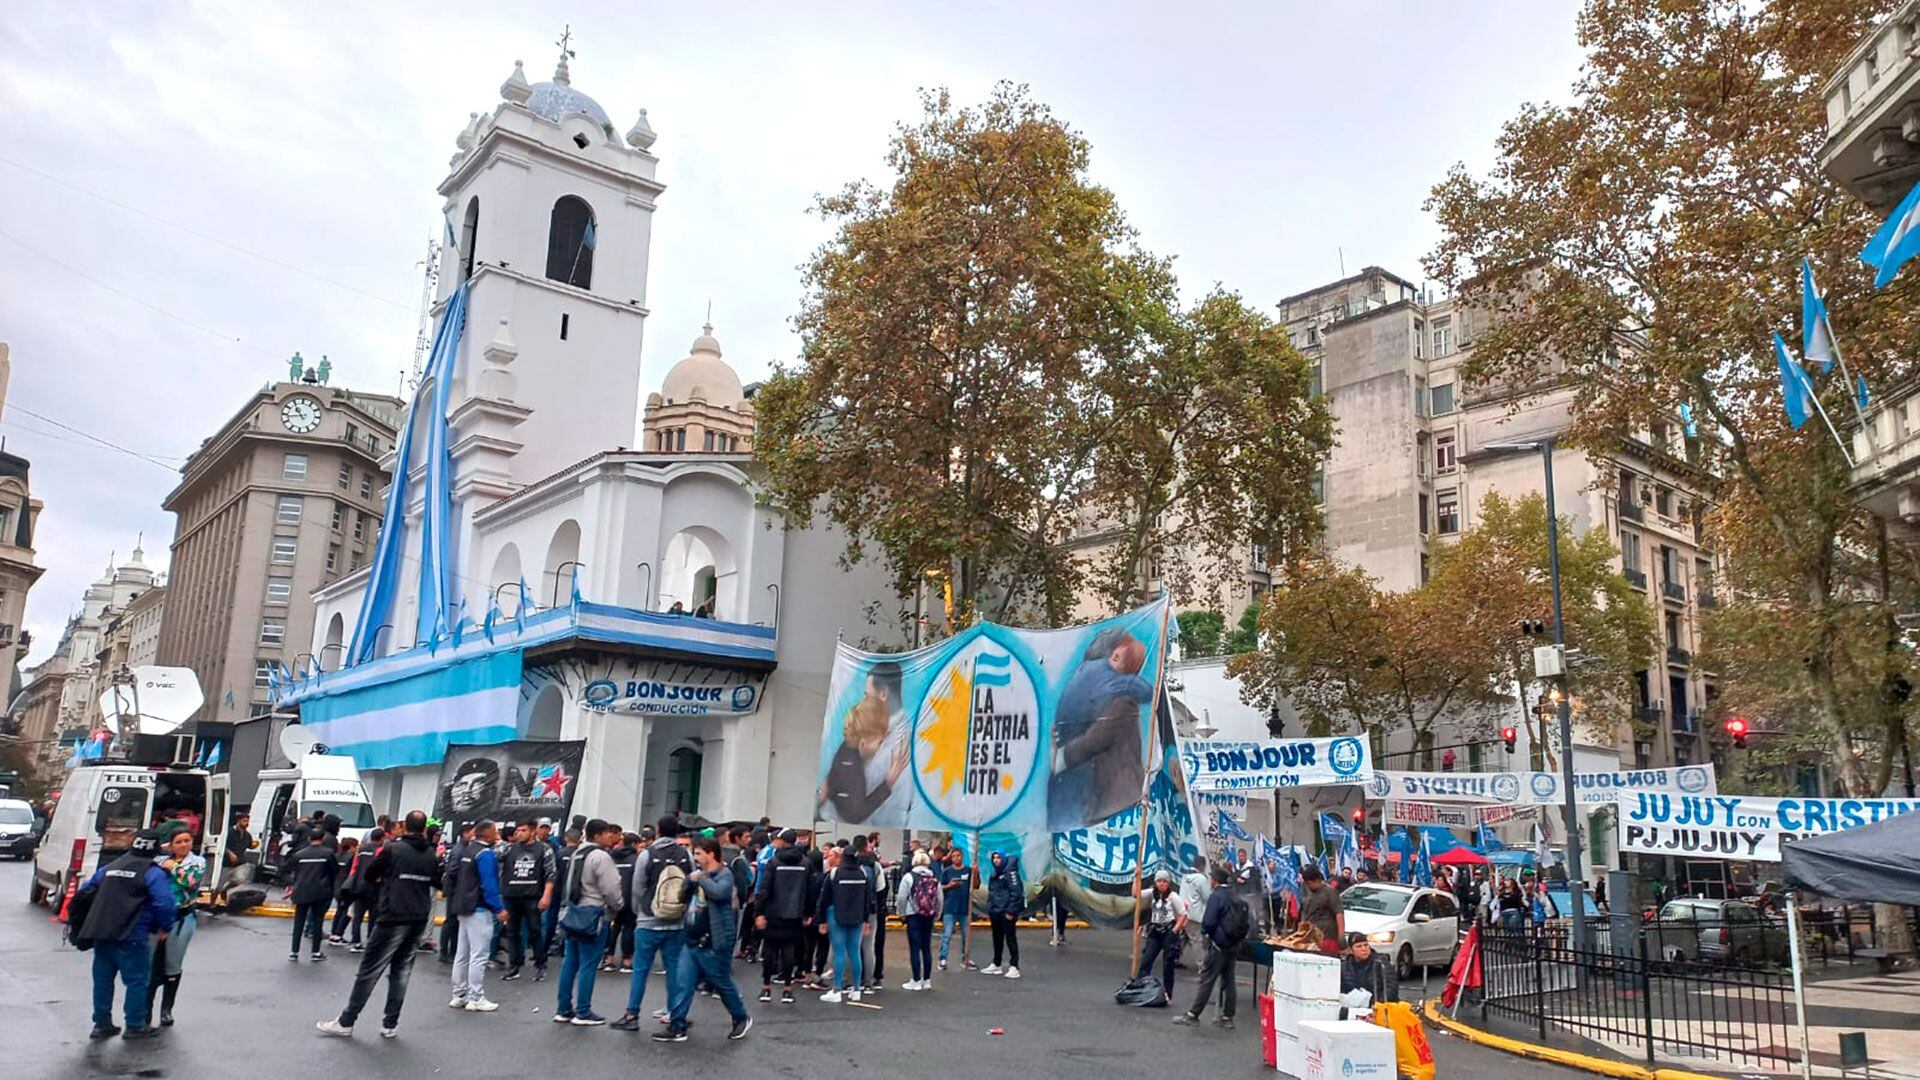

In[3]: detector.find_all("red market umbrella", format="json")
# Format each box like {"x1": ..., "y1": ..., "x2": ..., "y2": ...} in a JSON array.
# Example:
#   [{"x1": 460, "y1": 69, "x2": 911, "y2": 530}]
[{"x1": 1432, "y1": 847, "x2": 1490, "y2": 867}]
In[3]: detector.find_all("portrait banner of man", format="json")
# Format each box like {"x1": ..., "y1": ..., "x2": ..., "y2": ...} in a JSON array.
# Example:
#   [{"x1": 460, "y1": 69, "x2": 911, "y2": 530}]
[{"x1": 433, "y1": 740, "x2": 585, "y2": 831}]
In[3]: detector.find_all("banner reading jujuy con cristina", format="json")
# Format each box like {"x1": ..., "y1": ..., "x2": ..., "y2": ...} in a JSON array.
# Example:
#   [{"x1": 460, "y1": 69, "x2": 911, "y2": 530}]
[
  {"x1": 1615, "y1": 792, "x2": 1920, "y2": 861},
  {"x1": 816, "y1": 600, "x2": 1198, "y2": 926},
  {"x1": 1365, "y1": 765, "x2": 1718, "y2": 806}
]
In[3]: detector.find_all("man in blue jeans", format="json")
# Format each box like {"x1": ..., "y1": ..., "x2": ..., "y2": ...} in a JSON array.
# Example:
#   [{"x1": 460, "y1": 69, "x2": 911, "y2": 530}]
[
  {"x1": 612, "y1": 818, "x2": 693, "y2": 1031},
  {"x1": 78, "y1": 829, "x2": 177, "y2": 1041},
  {"x1": 554, "y1": 820, "x2": 624, "y2": 1025},
  {"x1": 658, "y1": 836, "x2": 753, "y2": 1041},
  {"x1": 937, "y1": 847, "x2": 972, "y2": 970}
]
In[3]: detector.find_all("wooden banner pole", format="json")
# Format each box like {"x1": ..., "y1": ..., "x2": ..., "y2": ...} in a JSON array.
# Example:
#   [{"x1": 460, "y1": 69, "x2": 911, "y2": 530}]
[{"x1": 1127, "y1": 596, "x2": 1175, "y2": 980}]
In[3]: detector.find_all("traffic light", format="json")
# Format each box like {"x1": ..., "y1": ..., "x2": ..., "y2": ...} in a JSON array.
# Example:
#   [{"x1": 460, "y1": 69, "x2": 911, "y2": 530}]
[
  {"x1": 1725, "y1": 716, "x2": 1749, "y2": 749},
  {"x1": 1352, "y1": 806, "x2": 1366, "y2": 829},
  {"x1": 1518, "y1": 618, "x2": 1550, "y2": 637},
  {"x1": 1500, "y1": 726, "x2": 1518, "y2": 754}
]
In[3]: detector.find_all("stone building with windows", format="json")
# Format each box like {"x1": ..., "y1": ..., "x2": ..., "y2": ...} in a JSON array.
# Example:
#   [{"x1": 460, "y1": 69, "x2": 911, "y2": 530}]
[
  {"x1": 154, "y1": 368, "x2": 400, "y2": 796},
  {"x1": 643, "y1": 321, "x2": 755, "y2": 454},
  {"x1": 1275, "y1": 267, "x2": 1721, "y2": 775}
]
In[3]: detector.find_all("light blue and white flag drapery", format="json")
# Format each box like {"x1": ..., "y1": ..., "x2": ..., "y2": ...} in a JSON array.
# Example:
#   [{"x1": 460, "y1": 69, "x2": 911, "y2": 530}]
[
  {"x1": 301, "y1": 649, "x2": 522, "y2": 771},
  {"x1": 1216, "y1": 809, "x2": 1254, "y2": 843},
  {"x1": 1414, "y1": 831, "x2": 1434, "y2": 887},
  {"x1": 1678, "y1": 402, "x2": 1698, "y2": 438},
  {"x1": 1774, "y1": 332, "x2": 1813, "y2": 430},
  {"x1": 348, "y1": 283, "x2": 471, "y2": 665},
  {"x1": 1475, "y1": 821, "x2": 1504, "y2": 851},
  {"x1": 1802, "y1": 259, "x2": 1838, "y2": 374},
  {"x1": 1861, "y1": 178, "x2": 1920, "y2": 287}
]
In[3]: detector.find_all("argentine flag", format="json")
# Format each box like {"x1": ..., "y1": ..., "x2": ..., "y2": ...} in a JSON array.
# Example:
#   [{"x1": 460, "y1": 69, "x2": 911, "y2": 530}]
[
  {"x1": 1862, "y1": 177, "x2": 1920, "y2": 287},
  {"x1": 1801, "y1": 259, "x2": 1838, "y2": 374},
  {"x1": 1774, "y1": 332, "x2": 1812, "y2": 430}
]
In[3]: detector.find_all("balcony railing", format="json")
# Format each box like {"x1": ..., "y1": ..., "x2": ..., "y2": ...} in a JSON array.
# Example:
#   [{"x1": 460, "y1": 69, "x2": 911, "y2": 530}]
[
  {"x1": 1667, "y1": 645, "x2": 1692, "y2": 667},
  {"x1": 1623, "y1": 568, "x2": 1648, "y2": 590},
  {"x1": 1699, "y1": 590, "x2": 1719, "y2": 610},
  {"x1": 1673, "y1": 710, "x2": 1698, "y2": 735},
  {"x1": 1640, "y1": 704, "x2": 1664, "y2": 723},
  {"x1": 1620, "y1": 501, "x2": 1645, "y2": 523},
  {"x1": 1661, "y1": 579, "x2": 1686, "y2": 603}
]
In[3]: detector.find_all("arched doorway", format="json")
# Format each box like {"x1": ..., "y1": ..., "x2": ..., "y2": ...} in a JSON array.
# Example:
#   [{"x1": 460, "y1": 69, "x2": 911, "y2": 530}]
[
  {"x1": 323, "y1": 613, "x2": 344, "y2": 670},
  {"x1": 659, "y1": 525, "x2": 734, "y2": 619},
  {"x1": 524, "y1": 682, "x2": 563, "y2": 741}
]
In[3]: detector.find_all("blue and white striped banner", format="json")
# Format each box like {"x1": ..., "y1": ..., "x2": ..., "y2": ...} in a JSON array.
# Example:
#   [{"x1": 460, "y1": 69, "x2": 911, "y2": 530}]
[{"x1": 302, "y1": 649, "x2": 523, "y2": 771}]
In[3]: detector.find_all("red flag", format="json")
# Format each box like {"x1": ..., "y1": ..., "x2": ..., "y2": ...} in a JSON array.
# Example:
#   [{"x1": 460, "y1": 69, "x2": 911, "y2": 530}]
[{"x1": 1441, "y1": 924, "x2": 1482, "y2": 1007}]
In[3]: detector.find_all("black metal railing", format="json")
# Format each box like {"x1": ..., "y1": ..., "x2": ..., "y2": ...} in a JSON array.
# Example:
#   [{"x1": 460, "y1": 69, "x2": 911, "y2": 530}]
[
  {"x1": 1477, "y1": 927, "x2": 1795, "y2": 1069},
  {"x1": 1621, "y1": 501, "x2": 1645, "y2": 523},
  {"x1": 1698, "y1": 590, "x2": 1719, "y2": 609},
  {"x1": 1623, "y1": 567, "x2": 1648, "y2": 590},
  {"x1": 1662, "y1": 579, "x2": 1687, "y2": 603},
  {"x1": 1667, "y1": 645, "x2": 1691, "y2": 666}
]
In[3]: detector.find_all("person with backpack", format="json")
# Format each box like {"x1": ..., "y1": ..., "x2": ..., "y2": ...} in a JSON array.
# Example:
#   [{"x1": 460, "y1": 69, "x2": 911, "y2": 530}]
[
  {"x1": 1172, "y1": 866, "x2": 1248, "y2": 1029},
  {"x1": 75, "y1": 828, "x2": 177, "y2": 1041},
  {"x1": 657, "y1": 835, "x2": 753, "y2": 1043},
  {"x1": 896, "y1": 850, "x2": 941, "y2": 990},
  {"x1": 611, "y1": 817, "x2": 693, "y2": 1031},
  {"x1": 754, "y1": 829, "x2": 812, "y2": 1004},
  {"x1": 287, "y1": 828, "x2": 339, "y2": 963},
  {"x1": 317, "y1": 810, "x2": 440, "y2": 1039},
  {"x1": 817, "y1": 835, "x2": 874, "y2": 1003},
  {"x1": 552, "y1": 820, "x2": 623, "y2": 1026}
]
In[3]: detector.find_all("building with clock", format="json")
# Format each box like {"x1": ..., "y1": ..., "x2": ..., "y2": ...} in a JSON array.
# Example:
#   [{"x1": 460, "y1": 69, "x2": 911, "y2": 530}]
[{"x1": 155, "y1": 366, "x2": 401, "y2": 798}]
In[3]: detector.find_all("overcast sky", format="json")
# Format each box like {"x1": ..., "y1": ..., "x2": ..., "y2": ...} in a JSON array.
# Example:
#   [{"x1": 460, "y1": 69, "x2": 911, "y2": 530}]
[{"x1": 0, "y1": 1, "x2": 1582, "y2": 665}]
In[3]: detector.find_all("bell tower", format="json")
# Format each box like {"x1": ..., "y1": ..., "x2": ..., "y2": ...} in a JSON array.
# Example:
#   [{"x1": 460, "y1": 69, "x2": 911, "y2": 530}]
[{"x1": 431, "y1": 38, "x2": 665, "y2": 487}]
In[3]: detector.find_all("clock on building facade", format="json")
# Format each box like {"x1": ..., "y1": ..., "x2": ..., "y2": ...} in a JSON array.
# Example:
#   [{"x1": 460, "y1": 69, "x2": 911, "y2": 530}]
[{"x1": 280, "y1": 395, "x2": 323, "y2": 433}]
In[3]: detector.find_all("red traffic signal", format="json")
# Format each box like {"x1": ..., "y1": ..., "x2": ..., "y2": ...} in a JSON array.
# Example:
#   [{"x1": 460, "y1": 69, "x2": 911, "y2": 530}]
[
  {"x1": 1725, "y1": 716, "x2": 1749, "y2": 749},
  {"x1": 1500, "y1": 726, "x2": 1518, "y2": 753},
  {"x1": 1351, "y1": 807, "x2": 1365, "y2": 827}
]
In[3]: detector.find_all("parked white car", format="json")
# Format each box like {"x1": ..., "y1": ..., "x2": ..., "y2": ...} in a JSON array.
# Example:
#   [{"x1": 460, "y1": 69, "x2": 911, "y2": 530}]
[{"x1": 1339, "y1": 882, "x2": 1461, "y2": 978}]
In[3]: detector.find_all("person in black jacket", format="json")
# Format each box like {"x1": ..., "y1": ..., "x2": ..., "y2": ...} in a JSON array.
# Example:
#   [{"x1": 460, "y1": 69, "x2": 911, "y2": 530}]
[
  {"x1": 607, "y1": 830, "x2": 639, "y2": 973},
  {"x1": 1173, "y1": 866, "x2": 1243, "y2": 1029},
  {"x1": 983, "y1": 851, "x2": 1023, "y2": 978},
  {"x1": 1338, "y1": 934, "x2": 1399, "y2": 1004},
  {"x1": 817, "y1": 838, "x2": 874, "y2": 1003},
  {"x1": 328, "y1": 837, "x2": 367, "y2": 949},
  {"x1": 317, "y1": 811, "x2": 440, "y2": 1039},
  {"x1": 287, "y1": 830, "x2": 339, "y2": 962},
  {"x1": 753, "y1": 832, "x2": 812, "y2": 1005}
]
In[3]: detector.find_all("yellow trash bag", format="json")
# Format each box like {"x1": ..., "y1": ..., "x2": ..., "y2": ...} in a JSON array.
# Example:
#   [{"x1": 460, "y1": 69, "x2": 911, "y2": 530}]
[{"x1": 1370, "y1": 1000, "x2": 1436, "y2": 1080}]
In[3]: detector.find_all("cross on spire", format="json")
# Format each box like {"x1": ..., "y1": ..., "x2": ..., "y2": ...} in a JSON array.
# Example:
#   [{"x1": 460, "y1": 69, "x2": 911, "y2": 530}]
[
  {"x1": 553, "y1": 25, "x2": 576, "y2": 84},
  {"x1": 704, "y1": 299, "x2": 713, "y2": 335}
]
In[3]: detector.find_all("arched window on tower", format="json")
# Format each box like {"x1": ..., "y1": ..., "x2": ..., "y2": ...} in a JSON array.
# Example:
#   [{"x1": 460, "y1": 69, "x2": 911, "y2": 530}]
[
  {"x1": 545, "y1": 196, "x2": 596, "y2": 289},
  {"x1": 460, "y1": 198, "x2": 480, "y2": 281}
]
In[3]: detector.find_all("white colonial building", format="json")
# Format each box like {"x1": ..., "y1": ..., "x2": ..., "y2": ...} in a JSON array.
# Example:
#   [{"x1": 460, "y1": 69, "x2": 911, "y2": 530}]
[{"x1": 288, "y1": 49, "x2": 901, "y2": 827}]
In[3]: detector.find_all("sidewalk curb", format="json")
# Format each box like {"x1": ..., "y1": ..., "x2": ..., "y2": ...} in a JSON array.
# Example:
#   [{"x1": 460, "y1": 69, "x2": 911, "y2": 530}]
[{"x1": 1420, "y1": 1000, "x2": 1727, "y2": 1080}]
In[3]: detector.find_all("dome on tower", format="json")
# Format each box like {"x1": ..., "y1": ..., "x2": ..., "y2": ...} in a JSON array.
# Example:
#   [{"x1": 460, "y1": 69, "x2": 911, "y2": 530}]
[
  {"x1": 660, "y1": 323, "x2": 744, "y2": 406},
  {"x1": 521, "y1": 52, "x2": 612, "y2": 133}
]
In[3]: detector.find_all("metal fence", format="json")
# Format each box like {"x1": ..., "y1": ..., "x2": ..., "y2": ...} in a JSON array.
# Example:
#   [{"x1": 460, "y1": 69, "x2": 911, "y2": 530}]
[{"x1": 1477, "y1": 928, "x2": 1796, "y2": 1069}]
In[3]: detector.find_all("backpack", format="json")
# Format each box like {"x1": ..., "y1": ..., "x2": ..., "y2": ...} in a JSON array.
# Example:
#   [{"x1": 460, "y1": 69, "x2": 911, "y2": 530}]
[
  {"x1": 1219, "y1": 896, "x2": 1252, "y2": 946},
  {"x1": 66, "y1": 882, "x2": 99, "y2": 951},
  {"x1": 642, "y1": 843, "x2": 693, "y2": 921},
  {"x1": 911, "y1": 871, "x2": 941, "y2": 918}
]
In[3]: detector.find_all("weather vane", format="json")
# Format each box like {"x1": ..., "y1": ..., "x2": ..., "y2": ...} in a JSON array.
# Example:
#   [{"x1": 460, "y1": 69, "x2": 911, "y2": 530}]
[{"x1": 556, "y1": 24, "x2": 575, "y2": 61}]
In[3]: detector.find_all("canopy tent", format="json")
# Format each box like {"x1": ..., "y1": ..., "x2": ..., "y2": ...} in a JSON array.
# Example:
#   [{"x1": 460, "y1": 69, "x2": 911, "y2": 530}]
[
  {"x1": 1486, "y1": 849, "x2": 1535, "y2": 868},
  {"x1": 1780, "y1": 808, "x2": 1920, "y2": 906},
  {"x1": 1432, "y1": 846, "x2": 1490, "y2": 867}
]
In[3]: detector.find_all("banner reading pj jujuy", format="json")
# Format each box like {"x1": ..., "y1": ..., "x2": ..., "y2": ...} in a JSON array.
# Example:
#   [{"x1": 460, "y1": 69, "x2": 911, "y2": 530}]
[{"x1": 1615, "y1": 792, "x2": 1920, "y2": 861}]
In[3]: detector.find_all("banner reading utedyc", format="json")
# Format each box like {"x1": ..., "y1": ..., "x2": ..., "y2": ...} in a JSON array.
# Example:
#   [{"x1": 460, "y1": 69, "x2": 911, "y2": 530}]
[{"x1": 434, "y1": 739, "x2": 586, "y2": 831}]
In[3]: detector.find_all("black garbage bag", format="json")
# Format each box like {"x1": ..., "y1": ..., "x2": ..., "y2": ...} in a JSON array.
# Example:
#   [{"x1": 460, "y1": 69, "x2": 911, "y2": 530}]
[
  {"x1": 1114, "y1": 975, "x2": 1168, "y2": 1007},
  {"x1": 223, "y1": 884, "x2": 267, "y2": 914}
]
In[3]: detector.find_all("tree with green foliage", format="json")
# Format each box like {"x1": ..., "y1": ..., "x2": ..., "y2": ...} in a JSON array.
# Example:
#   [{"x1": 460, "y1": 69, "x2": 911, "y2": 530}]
[
  {"x1": 1423, "y1": 0, "x2": 1920, "y2": 795},
  {"x1": 1225, "y1": 603, "x2": 1261, "y2": 655},
  {"x1": 1229, "y1": 493, "x2": 1654, "y2": 769},
  {"x1": 752, "y1": 84, "x2": 1331, "y2": 631},
  {"x1": 1175, "y1": 610, "x2": 1225, "y2": 659}
]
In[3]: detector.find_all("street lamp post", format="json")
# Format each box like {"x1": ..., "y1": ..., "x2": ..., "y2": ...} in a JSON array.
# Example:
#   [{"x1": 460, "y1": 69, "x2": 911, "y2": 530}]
[{"x1": 1491, "y1": 436, "x2": 1593, "y2": 954}]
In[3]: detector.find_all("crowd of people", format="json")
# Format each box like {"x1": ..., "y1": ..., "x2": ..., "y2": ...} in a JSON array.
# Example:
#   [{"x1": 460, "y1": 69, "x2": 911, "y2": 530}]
[{"x1": 57, "y1": 805, "x2": 1054, "y2": 1045}]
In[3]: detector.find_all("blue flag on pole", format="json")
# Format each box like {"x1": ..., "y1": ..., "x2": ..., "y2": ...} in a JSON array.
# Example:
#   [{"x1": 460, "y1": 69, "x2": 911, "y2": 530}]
[
  {"x1": 1802, "y1": 259, "x2": 1837, "y2": 375},
  {"x1": 1415, "y1": 832, "x2": 1434, "y2": 887},
  {"x1": 1217, "y1": 809, "x2": 1254, "y2": 843},
  {"x1": 1858, "y1": 374, "x2": 1871, "y2": 411},
  {"x1": 1862, "y1": 177, "x2": 1920, "y2": 287},
  {"x1": 1678, "y1": 402, "x2": 1698, "y2": 438},
  {"x1": 1775, "y1": 332, "x2": 1812, "y2": 430}
]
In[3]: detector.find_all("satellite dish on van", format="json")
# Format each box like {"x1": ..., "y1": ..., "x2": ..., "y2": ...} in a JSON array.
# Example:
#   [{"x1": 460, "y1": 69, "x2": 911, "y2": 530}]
[
  {"x1": 96, "y1": 684, "x2": 139, "y2": 734},
  {"x1": 279, "y1": 725, "x2": 318, "y2": 761},
  {"x1": 128, "y1": 666, "x2": 204, "y2": 735}
]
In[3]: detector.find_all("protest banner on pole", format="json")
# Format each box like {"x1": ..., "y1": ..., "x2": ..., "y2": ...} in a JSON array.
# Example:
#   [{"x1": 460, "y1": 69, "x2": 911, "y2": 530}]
[{"x1": 1615, "y1": 792, "x2": 1920, "y2": 861}]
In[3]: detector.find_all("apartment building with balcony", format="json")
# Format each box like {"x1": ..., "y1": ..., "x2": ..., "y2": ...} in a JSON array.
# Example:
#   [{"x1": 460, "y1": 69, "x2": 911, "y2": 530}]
[{"x1": 1274, "y1": 267, "x2": 1720, "y2": 772}]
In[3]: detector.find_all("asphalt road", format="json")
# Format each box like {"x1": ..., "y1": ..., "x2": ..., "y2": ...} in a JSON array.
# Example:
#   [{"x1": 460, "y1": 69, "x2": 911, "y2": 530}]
[{"x1": 0, "y1": 861, "x2": 1586, "y2": 1080}]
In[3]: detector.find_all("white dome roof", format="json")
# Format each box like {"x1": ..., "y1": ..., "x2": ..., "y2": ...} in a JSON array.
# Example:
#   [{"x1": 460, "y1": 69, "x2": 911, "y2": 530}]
[
  {"x1": 524, "y1": 81, "x2": 611, "y2": 132},
  {"x1": 660, "y1": 324, "x2": 744, "y2": 406}
]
